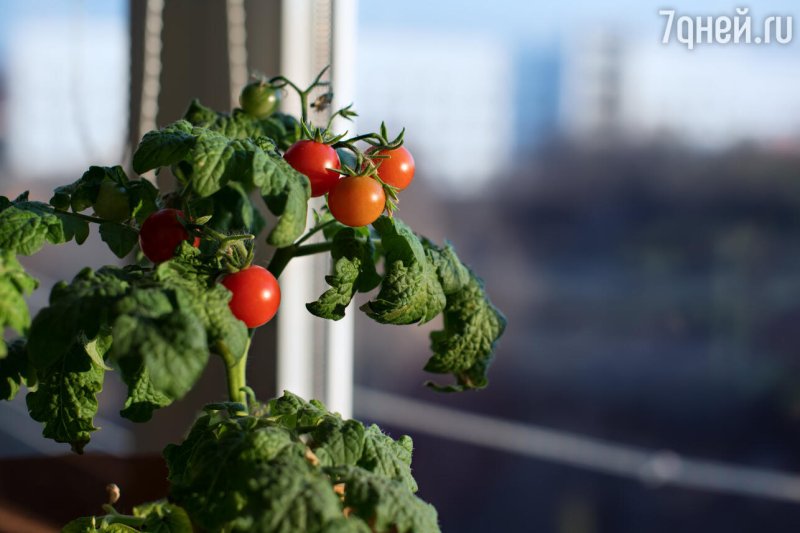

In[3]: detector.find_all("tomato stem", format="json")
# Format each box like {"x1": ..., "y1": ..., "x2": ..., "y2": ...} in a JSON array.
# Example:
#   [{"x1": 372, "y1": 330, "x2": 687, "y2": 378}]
[
  {"x1": 294, "y1": 219, "x2": 335, "y2": 246},
  {"x1": 45, "y1": 206, "x2": 131, "y2": 228},
  {"x1": 98, "y1": 505, "x2": 146, "y2": 528},
  {"x1": 267, "y1": 219, "x2": 338, "y2": 277},
  {"x1": 217, "y1": 339, "x2": 250, "y2": 411},
  {"x1": 293, "y1": 241, "x2": 334, "y2": 257}
]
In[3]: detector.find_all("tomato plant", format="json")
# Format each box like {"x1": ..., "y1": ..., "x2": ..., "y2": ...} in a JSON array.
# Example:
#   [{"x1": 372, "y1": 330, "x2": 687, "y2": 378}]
[
  {"x1": 239, "y1": 80, "x2": 281, "y2": 118},
  {"x1": 222, "y1": 265, "x2": 281, "y2": 328},
  {"x1": 0, "y1": 68, "x2": 506, "y2": 533},
  {"x1": 328, "y1": 175, "x2": 386, "y2": 227},
  {"x1": 371, "y1": 146, "x2": 415, "y2": 190},
  {"x1": 138, "y1": 208, "x2": 198, "y2": 263},
  {"x1": 283, "y1": 139, "x2": 341, "y2": 197}
]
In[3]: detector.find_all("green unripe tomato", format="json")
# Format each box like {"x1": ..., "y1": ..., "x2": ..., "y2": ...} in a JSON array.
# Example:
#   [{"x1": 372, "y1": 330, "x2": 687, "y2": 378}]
[
  {"x1": 93, "y1": 180, "x2": 130, "y2": 222},
  {"x1": 239, "y1": 81, "x2": 281, "y2": 118}
]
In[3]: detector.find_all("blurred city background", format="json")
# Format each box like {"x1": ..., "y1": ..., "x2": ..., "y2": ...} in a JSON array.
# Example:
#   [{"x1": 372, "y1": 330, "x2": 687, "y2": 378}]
[{"x1": 2, "y1": 0, "x2": 800, "y2": 531}]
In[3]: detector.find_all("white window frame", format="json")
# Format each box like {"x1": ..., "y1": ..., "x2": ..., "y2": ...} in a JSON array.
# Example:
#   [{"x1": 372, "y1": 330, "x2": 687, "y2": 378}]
[{"x1": 277, "y1": 0, "x2": 358, "y2": 418}]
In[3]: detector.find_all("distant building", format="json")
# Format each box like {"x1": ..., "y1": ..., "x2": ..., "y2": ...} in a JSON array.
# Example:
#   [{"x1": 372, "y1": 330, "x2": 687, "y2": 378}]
[
  {"x1": 559, "y1": 32, "x2": 625, "y2": 143},
  {"x1": 512, "y1": 44, "x2": 561, "y2": 149},
  {"x1": 558, "y1": 30, "x2": 800, "y2": 150}
]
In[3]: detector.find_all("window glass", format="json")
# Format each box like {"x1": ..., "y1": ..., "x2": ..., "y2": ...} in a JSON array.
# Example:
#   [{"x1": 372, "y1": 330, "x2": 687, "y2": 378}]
[{"x1": 355, "y1": 2, "x2": 800, "y2": 531}]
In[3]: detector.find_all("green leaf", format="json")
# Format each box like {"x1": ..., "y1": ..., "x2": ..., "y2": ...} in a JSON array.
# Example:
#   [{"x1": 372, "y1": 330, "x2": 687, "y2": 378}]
[
  {"x1": 329, "y1": 466, "x2": 440, "y2": 533},
  {"x1": 133, "y1": 500, "x2": 193, "y2": 533},
  {"x1": 158, "y1": 259, "x2": 249, "y2": 361},
  {"x1": 165, "y1": 414, "x2": 305, "y2": 531},
  {"x1": 198, "y1": 182, "x2": 266, "y2": 236},
  {"x1": 0, "y1": 198, "x2": 75, "y2": 255},
  {"x1": 112, "y1": 310, "x2": 208, "y2": 400},
  {"x1": 26, "y1": 343, "x2": 105, "y2": 453},
  {"x1": 62, "y1": 517, "x2": 97, "y2": 532},
  {"x1": 307, "y1": 229, "x2": 380, "y2": 320},
  {"x1": 424, "y1": 273, "x2": 507, "y2": 392},
  {"x1": 183, "y1": 99, "x2": 219, "y2": 127},
  {"x1": 99, "y1": 223, "x2": 139, "y2": 258},
  {"x1": 312, "y1": 418, "x2": 366, "y2": 468},
  {"x1": 245, "y1": 460, "x2": 348, "y2": 533},
  {"x1": 84, "y1": 331, "x2": 113, "y2": 370},
  {"x1": 127, "y1": 178, "x2": 160, "y2": 225},
  {"x1": 255, "y1": 148, "x2": 311, "y2": 247},
  {"x1": 184, "y1": 100, "x2": 265, "y2": 140},
  {"x1": 0, "y1": 251, "x2": 37, "y2": 357},
  {"x1": 184, "y1": 99, "x2": 298, "y2": 150},
  {"x1": 51, "y1": 165, "x2": 128, "y2": 214},
  {"x1": 360, "y1": 217, "x2": 445, "y2": 325},
  {"x1": 176, "y1": 129, "x2": 246, "y2": 197},
  {"x1": 132, "y1": 120, "x2": 196, "y2": 174},
  {"x1": 0, "y1": 339, "x2": 36, "y2": 401},
  {"x1": 165, "y1": 392, "x2": 437, "y2": 532},
  {"x1": 133, "y1": 120, "x2": 310, "y2": 246},
  {"x1": 24, "y1": 262, "x2": 240, "y2": 431},
  {"x1": 27, "y1": 267, "x2": 132, "y2": 370},
  {"x1": 267, "y1": 390, "x2": 332, "y2": 430},
  {"x1": 117, "y1": 354, "x2": 172, "y2": 422},
  {"x1": 358, "y1": 425, "x2": 417, "y2": 493},
  {"x1": 424, "y1": 240, "x2": 471, "y2": 295}
]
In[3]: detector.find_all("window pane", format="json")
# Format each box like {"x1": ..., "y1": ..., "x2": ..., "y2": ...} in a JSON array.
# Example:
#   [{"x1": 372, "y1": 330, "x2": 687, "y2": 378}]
[{"x1": 354, "y1": 2, "x2": 800, "y2": 532}]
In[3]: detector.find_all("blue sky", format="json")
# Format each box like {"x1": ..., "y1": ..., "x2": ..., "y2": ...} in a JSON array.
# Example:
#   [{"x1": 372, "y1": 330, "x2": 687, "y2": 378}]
[{"x1": 360, "y1": 0, "x2": 799, "y2": 51}]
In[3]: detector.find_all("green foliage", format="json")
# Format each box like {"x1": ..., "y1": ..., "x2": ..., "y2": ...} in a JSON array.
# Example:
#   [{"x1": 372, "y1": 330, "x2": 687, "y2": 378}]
[
  {"x1": 307, "y1": 228, "x2": 381, "y2": 320},
  {"x1": 132, "y1": 119, "x2": 310, "y2": 247},
  {"x1": 99, "y1": 223, "x2": 139, "y2": 258},
  {"x1": 0, "y1": 193, "x2": 89, "y2": 255},
  {"x1": 22, "y1": 246, "x2": 247, "y2": 447},
  {"x1": 27, "y1": 342, "x2": 105, "y2": 453},
  {"x1": 0, "y1": 251, "x2": 37, "y2": 357},
  {"x1": 360, "y1": 216, "x2": 446, "y2": 325},
  {"x1": 308, "y1": 216, "x2": 506, "y2": 390},
  {"x1": 51, "y1": 166, "x2": 158, "y2": 225},
  {"x1": 425, "y1": 273, "x2": 507, "y2": 392},
  {"x1": 329, "y1": 466, "x2": 439, "y2": 533},
  {"x1": 164, "y1": 392, "x2": 439, "y2": 533},
  {"x1": 0, "y1": 339, "x2": 35, "y2": 401},
  {"x1": 63, "y1": 500, "x2": 191, "y2": 533},
  {"x1": 184, "y1": 98, "x2": 300, "y2": 150},
  {"x1": 132, "y1": 500, "x2": 193, "y2": 533}
]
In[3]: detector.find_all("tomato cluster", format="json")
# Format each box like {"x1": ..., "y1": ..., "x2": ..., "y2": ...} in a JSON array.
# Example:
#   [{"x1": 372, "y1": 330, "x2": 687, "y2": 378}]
[{"x1": 283, "y1": 140, "x2": 415, "y2": 228}]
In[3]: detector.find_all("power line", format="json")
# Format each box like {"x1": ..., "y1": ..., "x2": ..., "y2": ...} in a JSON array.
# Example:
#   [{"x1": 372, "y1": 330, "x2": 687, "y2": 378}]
[{"x1": 354, "y1": 386, "x2": 800, "y2": 504}]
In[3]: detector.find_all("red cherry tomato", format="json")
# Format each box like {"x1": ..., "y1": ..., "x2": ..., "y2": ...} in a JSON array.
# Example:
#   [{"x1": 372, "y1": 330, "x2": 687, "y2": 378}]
[
  {"x1": 222, "y1": 265, "x2": 281, "y2": 328},
  {"x1": 327, "y1": 175, "x2": 386, "y2": 227},
  {"x1": 283, "y1": 140, "x2": 341, "y2": 197},
  {"x1": 138, "y1": 209, "x2": 199, "y2": 263},
  {"x1": 371, "y1": 146, "x2": 415, "y2": 190}
]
